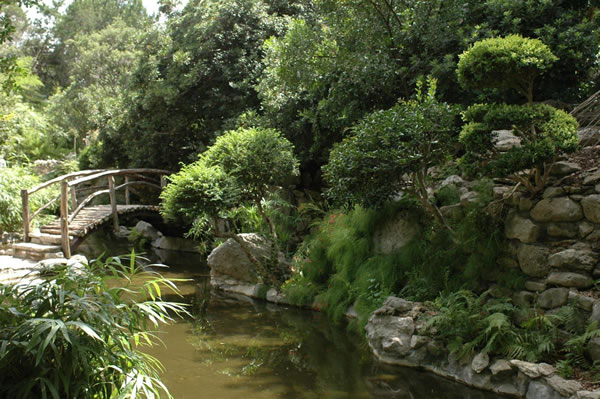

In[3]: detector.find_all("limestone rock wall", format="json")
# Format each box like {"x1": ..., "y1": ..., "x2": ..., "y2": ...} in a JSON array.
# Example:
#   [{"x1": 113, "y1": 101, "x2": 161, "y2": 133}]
[
  {"x1": 498, "y1": 165, "x2": 600, "y2": 319},
  {"x1": 366, "y1": 297, "x2": 600, "y2": 399}
]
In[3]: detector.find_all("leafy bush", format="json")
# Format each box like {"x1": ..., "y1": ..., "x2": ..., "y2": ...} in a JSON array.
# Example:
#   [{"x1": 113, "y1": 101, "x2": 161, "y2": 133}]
[
  {"x1": 460, "y1": 103, "x2": 578, "y2": 194},
  {"x1": 0, "y1": 254, "x2": 186, "y2": 398},
  {"x1": 0, "y1": 167, "x2": 58, "y2": 233},
  {"x1": 457, "y1": 35, "x2": 557, "y2": 104},
  {"x1": 161, "y1": 127, "x2": 299, "y2": 285},
  {"x1": 323, "y1": 79, "x2": 459, "y2": 229},
  {"x1": 425, "y1": 291, "x2": 596, "y2": 368},
  {"x1": 161, "y1": 162, "x2": 240, "y2": 229}
]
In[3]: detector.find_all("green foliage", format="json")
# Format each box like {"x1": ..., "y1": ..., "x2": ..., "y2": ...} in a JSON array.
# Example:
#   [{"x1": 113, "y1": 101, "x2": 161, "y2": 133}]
[
  {"x1": 0, "y1": 167, "x2": 57, "y2": 232},
  {"x1": 105, "y1": 0, "x2": 295, "y2": 170},
  {"x1": 283, "y1": 198, "x2": 508, "y2": 327},
  {"x1": 457, "y1": 35, "x2": 557, "y2": 103},
  {"x1": 0, "y1": 254, "x2": 186, "y2": 398},
  {"x1": 425, "y1": 292, "x2": 591, "y2": 364},
  {"x1": 160, "y1": 162, "x2": 240, "y2": 228},
  {"x1": 460, "y1": 103, "x2": 578, "y2": 194},
  {"x1": 323, "y1": 79, "x2": 458, "y2": 228},
  {"x1": 201, "y1": 127, "x2": 299, "y2": 202}
]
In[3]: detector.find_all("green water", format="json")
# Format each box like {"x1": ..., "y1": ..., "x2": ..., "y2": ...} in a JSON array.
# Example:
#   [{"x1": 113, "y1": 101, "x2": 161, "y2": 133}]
[{"x1": 77, "y1": 231, "x2": 507, "y2": 399}]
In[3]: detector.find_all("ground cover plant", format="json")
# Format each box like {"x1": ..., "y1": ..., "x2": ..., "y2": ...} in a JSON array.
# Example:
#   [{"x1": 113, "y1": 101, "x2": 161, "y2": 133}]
[
  {"x1": 424, "y1": 290, "x2": 600, "y2": 380},
  {"x1": 0, "y1": 254, "x2": 187, "y2": 398}
]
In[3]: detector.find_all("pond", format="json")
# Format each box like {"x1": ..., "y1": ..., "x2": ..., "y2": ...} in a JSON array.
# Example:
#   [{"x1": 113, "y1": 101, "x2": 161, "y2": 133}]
[{"x1": 77, "y1": 230, "x2": 507, "y2": 399}]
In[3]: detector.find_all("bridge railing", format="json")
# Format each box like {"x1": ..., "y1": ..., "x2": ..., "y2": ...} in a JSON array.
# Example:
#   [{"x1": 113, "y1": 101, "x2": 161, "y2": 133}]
[
  {"x1": 21, "y1": 169, "x2": 105, "y2": 243},
  {"x1": 22, "y1": 168, "x2": 170, "y2": 258}
]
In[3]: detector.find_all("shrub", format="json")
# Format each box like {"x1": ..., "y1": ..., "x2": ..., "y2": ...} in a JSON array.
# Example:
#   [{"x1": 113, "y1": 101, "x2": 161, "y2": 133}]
[
  {"x1": 0, "y1": 166, "x2": 58, "y2": 233},
  {"x1": 460, "y1": 103, "x2": 578, "y2": 195},
  {"x1": 457, "y1": 35, "x2": 557, "y2": 104},
  {"x1": 323, "y1": 79, "x2": 459, "y2": 230},
  {"x1": 0, "y1": 254, "x2": 186, "y2": 398},
  {"x1": 161, "y1": 127, "x2": 299, "y2": 286}
]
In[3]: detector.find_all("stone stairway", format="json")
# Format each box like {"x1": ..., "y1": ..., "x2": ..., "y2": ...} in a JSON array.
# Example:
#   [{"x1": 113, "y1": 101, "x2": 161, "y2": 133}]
[{"x1": 11, "y1": 242, "x2": 64, "y2": 261}]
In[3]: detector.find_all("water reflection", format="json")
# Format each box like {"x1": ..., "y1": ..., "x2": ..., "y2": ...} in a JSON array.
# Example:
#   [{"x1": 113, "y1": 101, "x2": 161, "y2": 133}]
[{"x1": 77, "y1": 230, "x2": 507, "y2": 399}]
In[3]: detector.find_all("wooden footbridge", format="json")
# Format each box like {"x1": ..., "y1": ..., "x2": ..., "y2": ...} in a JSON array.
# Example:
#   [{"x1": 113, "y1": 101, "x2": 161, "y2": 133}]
[{"x1": 16, "y1": 169, "x2": 169, "y2": 260}]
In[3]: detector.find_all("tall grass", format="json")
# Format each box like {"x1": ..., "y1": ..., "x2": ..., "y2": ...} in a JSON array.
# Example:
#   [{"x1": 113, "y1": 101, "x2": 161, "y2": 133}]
[{"x1": 283, "y1": 197, "x2": 513, "y2": 328}]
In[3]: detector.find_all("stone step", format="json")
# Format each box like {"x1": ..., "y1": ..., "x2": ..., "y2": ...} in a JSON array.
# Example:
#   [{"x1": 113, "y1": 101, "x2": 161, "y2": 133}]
[
  {"x1": 11, "y1": 242, "x2": 64, "y2": 261},
  {"x1": 29, "y1": 232, "x2": 62, "y2": 245},
  {"x1": 11, "y1": 242, "x2": 62, "y2": 253}
]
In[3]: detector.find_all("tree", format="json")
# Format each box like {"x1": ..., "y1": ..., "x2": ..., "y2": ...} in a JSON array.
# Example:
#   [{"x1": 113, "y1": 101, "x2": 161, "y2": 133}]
[
  {"x1": 105, "y1": 0, "x2": 294, "y2": 170},
  {"x1": 161, "y1": 127, "x2": 299, "y2": 285},
  {"x1": 457, "y1": 35, "x2": 558, "y2": 105},
  {"x1": 323, "y1": 80, "x2": 458, "y2": 230},
  {"x1": 48, "y1": 20, "x2": 145, "y2": 157},
  {"x1": 258, "y1": 0, "x2": 599, "y2": 187},
  {"x1": 460, "y1": 103, "x2": 578, "y2": 195},
  {"x1": 458, "y1": 36, "x2": 579, "y2": 195}
]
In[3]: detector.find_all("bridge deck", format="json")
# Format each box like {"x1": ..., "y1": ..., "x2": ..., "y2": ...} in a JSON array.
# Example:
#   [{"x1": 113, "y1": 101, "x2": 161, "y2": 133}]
[{"x1": 40, "y1": 205, "x2": 159, "y2": 237}]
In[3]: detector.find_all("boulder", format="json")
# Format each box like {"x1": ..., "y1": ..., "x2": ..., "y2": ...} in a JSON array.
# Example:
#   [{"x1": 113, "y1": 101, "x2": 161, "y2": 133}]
[
  {"x1": 490, "y1": 359, "x2": 513, "y2": 376},
  {"x1": 517, "y1": 245, "x2": 550, "y2": 277},
  {"x1": 547, "y1": 272, "x2": 593, "y2": 289},
  {"x1": 580, "y1": 221, "x2": 595, "y2": 238},
  {"x1": 152, "y1": 236, "x2": 202, "y2": 253},
  {"x1": 530, "y1": 197, "x2": 583, "y2": 222},
  {"x1": 550, "y1": 161, "x2": 582, "y2": 176},
  {"x1": 579, "y1": 127, "x2": 600, "y2": 147},
  {"x1": 493, "y1": 129, "x2": 521, "y2": 151},
  {"x1": 505, "y1": 212, "x2": 540, "y2": 243},
  {"x1": 587, "y1": 337, "x2": 600, "y2": 362},
  {"x1": 471, "y1": 352, "x2": 489, "y2": 374},
  {"x1": 510, "y1": 360, "x2": 554, "y2": 378},
  {"x1": 134, "y1": 220, "x2": 163, "y2": 241},
  {"x1": 542, "y1": 187, "x2": 565, "y2": 199},
  {"x1": 578, "y1": 391, "x2": 600, "y2": 399},
  {"x1": 439, "y1": 175, "x2": 466, "y2": 189},
  {"x1": 545, "y1": 375, "x2": 582, "y2": 397},
  {"x1": 537, "y1": 288, "x2": 569, "y2": 309},
  {"x1": 526, "y1": 381, "x2": 563, "y2": 399},
  {"x1": 584, "y1": 173, "x2": 600, "y2": 186},
  {"x1": 206, "y1": 233, "x2": 286, "y2": 284},
  {"x1": 546, "y1": 223, "x2": 578, "y2": 238},
  {"x1": 366, "y1": 314, "x2": 415, "y2": 357},
  {"x1": 525, "y1": 280, "x2": 547, "y2": 292},
  {"x1": 373, "y1": 211, "x2": 421, "y2": 255},
  {"x1": 460, "y1": 191, "x2": 479, "y2": 207},
  {"x1": 548, "y1": 248, "x2": 597, "y2": 271},
  {"x1": 568, "y1": 290, "x2": 595, "y2": 312},
  {"x1": 582, "y1": 195, "x2": 600, "y2": 224}
]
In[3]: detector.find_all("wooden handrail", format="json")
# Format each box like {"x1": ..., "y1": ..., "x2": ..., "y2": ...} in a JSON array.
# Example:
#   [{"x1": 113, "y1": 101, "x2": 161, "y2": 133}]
[
  {"x1": 23, "y1": 168, "x2": 170, "y2": 254},
  {"x1": 27, "y1": 169, "x2": 105, "y2": 195},
  {"x1": 68, "y1": 180, "x2": 163, "y2": 223},
  {"x1": 68, "y1": 169, "x2": 170, "y2": 188}
]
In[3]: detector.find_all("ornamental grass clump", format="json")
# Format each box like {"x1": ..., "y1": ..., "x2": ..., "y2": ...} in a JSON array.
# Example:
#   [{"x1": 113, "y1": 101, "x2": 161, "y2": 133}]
[{"x1": 0, "y1": 254, "x2": 187, "y2": 399}]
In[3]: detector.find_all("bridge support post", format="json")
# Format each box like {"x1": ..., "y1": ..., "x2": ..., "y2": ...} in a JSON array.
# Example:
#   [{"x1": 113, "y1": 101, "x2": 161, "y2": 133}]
[
  {"x1": 60, "y1": 181, "x2": 71, "y2": 258},
  {"x1": 108, "y1": 176, "x2": 119, "y2": 232},
  {"x1": 21, "y1": 190, "x2": 30, "y2": 242},
  {"x1": 125, "y1": 176, "x2": 130, "y2": 205}
]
